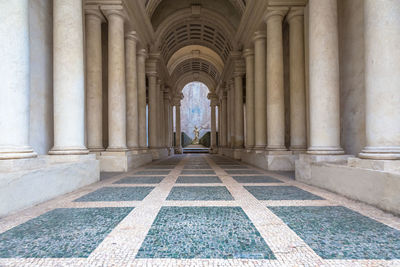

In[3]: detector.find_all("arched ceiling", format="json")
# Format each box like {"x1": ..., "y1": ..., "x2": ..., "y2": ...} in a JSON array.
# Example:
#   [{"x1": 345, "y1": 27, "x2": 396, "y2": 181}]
[
  {"x1": 175, "y1": 72, "x2": 216, "y2": 93},
  {"x1": 146, "y1": 0, "x2": 245, "y2": 30},
  {"x1": 171, "y1": 58, "x2": 220, "y2": 87},
  {"x1": 167, "y1": 45, "x2": 224, "y2": 75}
]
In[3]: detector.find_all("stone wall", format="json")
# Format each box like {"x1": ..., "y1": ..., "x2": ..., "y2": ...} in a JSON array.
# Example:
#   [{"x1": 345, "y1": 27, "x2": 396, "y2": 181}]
[{"x1": 29, "y1": 0, "x2": 53, "y2": 155}]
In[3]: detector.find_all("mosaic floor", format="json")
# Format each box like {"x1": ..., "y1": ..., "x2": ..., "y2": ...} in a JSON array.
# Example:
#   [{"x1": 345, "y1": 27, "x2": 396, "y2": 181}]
[{"x1": 1, "y1": 154, "x2": 400, "y2": 266}]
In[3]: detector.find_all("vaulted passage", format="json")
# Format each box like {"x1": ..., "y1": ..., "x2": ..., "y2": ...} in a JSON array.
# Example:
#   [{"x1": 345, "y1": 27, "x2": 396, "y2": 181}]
[{"x1": 1, "y1": 0, "x2": 400, "y2": 265}]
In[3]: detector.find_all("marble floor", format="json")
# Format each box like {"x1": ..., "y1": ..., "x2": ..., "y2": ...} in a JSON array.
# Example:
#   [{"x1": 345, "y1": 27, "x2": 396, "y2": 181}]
[{"x1": 0, "y1": 154, "x2": 400, "y2": 266}]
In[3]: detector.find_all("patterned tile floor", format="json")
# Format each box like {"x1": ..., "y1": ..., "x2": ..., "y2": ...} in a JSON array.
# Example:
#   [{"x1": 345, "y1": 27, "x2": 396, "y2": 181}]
[{"x1": 0, "y1": 154, "x2": 400, "y2": 266}]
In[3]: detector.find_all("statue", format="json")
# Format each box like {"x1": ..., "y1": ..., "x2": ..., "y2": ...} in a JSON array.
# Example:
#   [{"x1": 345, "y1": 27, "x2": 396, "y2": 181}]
[{"x1": 192, "y1": 126, "x2": 201, "y2": 145}]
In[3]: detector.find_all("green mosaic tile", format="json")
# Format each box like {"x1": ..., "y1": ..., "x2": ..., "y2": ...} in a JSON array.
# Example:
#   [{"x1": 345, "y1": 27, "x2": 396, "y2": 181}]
[
  {"x1": 145, "y1": 165, "x2": 175, "y2": 169},
  {"x1": 114, "y1": 176, "x2": 164, "y2": 184},
  {"x1": 74, "y1": 187, "x2": 154, "y2": 202},
  {"x1": 167, "y1": 186, "x2": 234, "y2": 200},
  {"x1": 269, "y1": 206, "x2": 400, "y2": 259},
  {"x1": 0, "y1": 207, "x2": 133, "y2": 258},
  {"x1": 136, "y1": 206, "x2": 274, "y2": 259},
  {"x1": 183, "y1": 165, "x2": 212, "y2": 169},
  {"x1": 176, "y1": 176, "x2": 222, "y2": 183},
  {"x1": 232, "y1": 176, "x2": 283, "y2": 183},
  {"x1": 220, "y1": 165, "x2": 248, "y2": 169},
  {"x1": 181, "y1": 170, "x2": 216, "y2": 175},
  {"x1": 134, "y1": 170, "x2": 171, "y2": 175},
  {"x1": 245, "y1": 186, "x2": 324, "y2": 200},
  {"x1": 226, "y1": 170, "x2": 262, "y2": 174}
]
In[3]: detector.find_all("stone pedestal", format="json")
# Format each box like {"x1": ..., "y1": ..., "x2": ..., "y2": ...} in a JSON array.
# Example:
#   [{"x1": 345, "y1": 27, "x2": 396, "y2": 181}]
[
  {"x1": 241, "y1": 150, "x2": 296, "y2": 171},
  {"x1": 0, "y1": 155, "x2": 99, "y2": 217},
  {"x1": 150, "y1": 148, "x2": 169, "y2": 160},
  {"x1": 98, "y1": 150, "x2": 152, "y2": 172},
  {"x1": 348, "y1": 158, "x2": 400, "y2": 173}
]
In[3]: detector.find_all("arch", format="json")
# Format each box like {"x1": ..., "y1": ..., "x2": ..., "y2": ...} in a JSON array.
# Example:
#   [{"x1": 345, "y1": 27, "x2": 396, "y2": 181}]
[
  {"x1": 175, "y1": 72, "x2": 216, "y2": 94},
  {"x1": 167, "y1": 45, "x2": 224, "y2": 75},
  {"x1": 153, "y1": 8, "x2": 236, "y2": 62}
]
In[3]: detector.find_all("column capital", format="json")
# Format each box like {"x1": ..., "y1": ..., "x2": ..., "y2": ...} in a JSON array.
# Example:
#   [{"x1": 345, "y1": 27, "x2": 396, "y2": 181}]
[
  {"x1": 264, "y1": 7, "x2": 289, "y2": 23},
  {"x1": 287, "y1": 7, "x2": 304, "y2": 23},
  {"x1": 84, "y1": 7, "x2": 105, "y2": 22},
  {"x1": 101, "y1": 6, "x2": 125, "y2": 20},
  {"x1": 125, "y1": 31, "x2": 139, "y2": 42},
  {"x1": 137, "y1": 48, "x2": 148, "y2": 58},
  {"x1": 253, "y1": 31, "x2": 266, "y2": 42},
  {"x1": 242, "y1": 48, "x2": 254, "y2": 58},
  {"x1": 208, "y1": 93, "x2": 218, "y2": 106}
]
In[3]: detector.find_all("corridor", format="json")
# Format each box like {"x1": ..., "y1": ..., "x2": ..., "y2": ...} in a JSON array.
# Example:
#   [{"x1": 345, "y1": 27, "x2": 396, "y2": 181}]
[{"x1": 0, "y1": 155, "x2": 399, "y2": 266}]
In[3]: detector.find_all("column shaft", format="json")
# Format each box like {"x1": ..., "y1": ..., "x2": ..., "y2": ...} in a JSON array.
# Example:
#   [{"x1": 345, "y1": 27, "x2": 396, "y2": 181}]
[
  {"x1": 175, "y1": 105, "x2": 182, "y2": 149},
  {"x1": 243, "y1": 49, "x2": 255, "y2": 148},
  {"x1": 86, "y1": 10, "x2": 104, "y2": 152},
  {"x1": 159, "y1": 83, "x2": 165, "y2": 148},
  {"x1": 137, "y1": 49, "x2": 147, "y2": 148},
  {"x1": 360, "y1": 0, "x2": 400, "y2": 159},
  {"x1": 106, "y1": 10, "x2": 127, "y2": 151},
  {"x1": 234, "y1": 75, "x2": 244, "y2": 148},
  {"x1": 50, "y1": 0, "x2": 88, "y2": 155},
  {"x1": 148, "y1": 75, "x2": 158, "y2": 148},
  {"x1": 253, "y1": 32, "x2": 267, "y2": 149},
  {"x1": 229, "y1": 82, "x2": 236, "y2": 148},
  {"x1": 221, "y1": 94, "x2": 228, "y2": 147},
  {"x1": 288, "y1": 9, "x2": 307, "y2": 151},
  {"x1": 266, "y1": 10, "x2": 287, "y2": 150},
  {"x1": 0, "y1": 0, "x2": 36, "y2": 159},
  {"x1": 164, "y1": 95, "x2": 170, "y2": 148},
  {"x1": 211, "y1": 104, "x2": 217, "y2": 149},
  {"x1": 125, "y1": 32, "x2": 139, "y2": 149},
  {"x1": 308, "y1": 0, "x2": 343, "y2": 154}
]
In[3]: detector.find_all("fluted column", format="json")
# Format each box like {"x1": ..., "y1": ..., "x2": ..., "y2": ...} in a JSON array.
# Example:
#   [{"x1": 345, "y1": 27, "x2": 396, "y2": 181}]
[
  {"x1": 221, "y1": 92, "x2": 228, "y2": 147},
  {"x1": 125, "y1": 32, "x2": 139, "y2": 150},
  {"x1": 243, "y1": 49, "x2": 255, "y2": 149},
  {"x1": 0, "y1": 0, "x2": 36, "y2": 159},
  {"x1": 265, "y1": 8, "x2": 288, "y2": 151},
  {"x1": 288, "y1": 8, "x2": 307, "y2": 152},
  {"x1": 147, "y1": 73, "x2": 158, "y2": 148},
  {"x1": 104, "y1": 9, "x2": 127, "y2": 151},
  {"x1": 253, "y1": 32, "x2": 267, "y2": 149},
  {"x1": 226, "y1": 86, "x2": 231, "y2": 147},
  {"x1": 137, "y1": 49, "x2": 148, "y2": 149},
  {"x1": 85, "y1": 9, "x2": 104, "y2": 152},
  {"x1": 158, "y1": 80, "x2": 165, "y2": 148},
  {"x1": 359, "y1": 0, "x2": 400, "y2": 160},
  {"x1": 234, "y1": 73, "x2": 244, "y2": 148},
  {"x1": 230, "y1": 81, "x2": 236, "y2": 148},
  {"x1": 50, "y1": 0, "x2": 88, "y2": 155},
  {"x1": 308, "y1": 0, "x2": 343, "y2": 155}
]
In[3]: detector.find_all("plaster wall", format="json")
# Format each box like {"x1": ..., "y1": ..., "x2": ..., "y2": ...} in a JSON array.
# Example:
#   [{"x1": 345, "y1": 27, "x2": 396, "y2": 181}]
[
  {"x1": 338, "y1": 0, "x2": 366, "y2": 155},
  {"x1": 29, "y1": 0, "x2": 53, "y2": 155}
]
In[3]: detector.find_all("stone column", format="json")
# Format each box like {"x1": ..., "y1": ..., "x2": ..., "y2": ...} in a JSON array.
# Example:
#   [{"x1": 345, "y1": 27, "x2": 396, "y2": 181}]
[
  {"x1": 125, "y1": 32, "x2": 139, "y2": 150},
  {"x1": 265, "y1": 8, "x2": 288, "y2": 151},
  {"x1": 226, "y1": 86, "x2": 231, "y2": 147},
  {"x1": 147, "y1": 73, "x2": 158, "y2": 148},
  {"x1": 50, "y1": 0, "x2": 88, "y2": 155},
  {"x1": 208, "y1": 94, "x2": 218, "y2": 152},
  {"x1": 253, "y1": 32, "x2": 267, "y2": 149},
  {"x1": 229, "y1": 81, "x2": 236, "y2": 148},
  {"x1": 104, "y1": 8, "x2": 127, "y2": 151},
  {"x1": 85, "y1": 9, "x2": 104, "y2": 152},
  {"x1": 308, "y1": 0, "x2": 344, "y2": 155},
  {"x1": 175, "y1": 101, "x2": 182, "y2": 153},
  {"x1": 288, "y1": 8, "x2": 307, "y2": 152},
  {"x1": 0, "y1": 0, "x2": 36, "y2": 159},
  {"x1": 158, "y1": 81, "x2": 165, "y2": 148},
  {"x1": 164, "y1": 92, "x2": 171, "y2": 149},
  {"x1": 243, "y1": 49, "x2": 255, "y2": 149},
  {"x1": 221, "y1": 92, "x2": 228, "y2": 147},
  {"x1": 234, "y1": 73, "x2": 244, "y2": 148},
  {"x1": 137, "y1": 49, "x2": 148, "y2": 149},
  {"x1": 359, "y1": 0, "x2": 400, "y2": 160}
]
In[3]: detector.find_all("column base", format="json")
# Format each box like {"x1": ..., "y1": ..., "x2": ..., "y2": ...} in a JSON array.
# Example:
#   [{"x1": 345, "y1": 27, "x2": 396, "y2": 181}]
[
  {"x1": 359, "y1": 146, "x2": 400, "y2": 160},
  {"x1": 0, "y1": 146, "x2": 37, "y2": 160},
  {"x1": 150, "y1": 148, "x2": 169, "y2": 160},
  {"x1": 106, "y1": 147, "x2": 129, "y2": 152},
  {"x1": 348, "y1": 157, "x2": 400, "y2": 173},
  {"x1": 175, "y1": 146, "x2": 183, "y2": 154},
  {"x1": 241, "y1": 149, "x2": 296, "y2": 171},
  {"x1": 48, "y1": 146, "x2": 89, "y2": 155},
  {"x1": 88, "y1": 147, "x2": 105, "y2": 153},
  {"x1": 0, "y1": 154, "x2": 99, "y2": 217},
  {"x1": 307, "y1": 146, "x2": 344, "y2": 155},
  {"x1": 98, "y1": 150, "x2": 153, "y2": 172}
]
